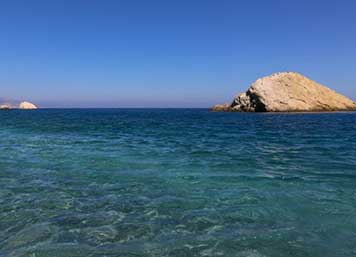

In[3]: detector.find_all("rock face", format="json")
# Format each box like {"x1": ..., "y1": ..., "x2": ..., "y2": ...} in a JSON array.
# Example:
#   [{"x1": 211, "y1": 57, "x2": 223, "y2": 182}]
[
  {"x1": 213, "y1": 72, "x2": 356, "y2": 112},
  {"x1": 19, "y1": 101, "x2": 38, "y2": 109}
]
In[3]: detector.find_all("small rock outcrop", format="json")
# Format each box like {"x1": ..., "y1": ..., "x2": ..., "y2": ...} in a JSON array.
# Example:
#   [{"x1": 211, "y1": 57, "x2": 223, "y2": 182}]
[
  {"x1": 213, "y1": 72, "x2": 356, "y2": 112},
  {"x1": 19, "y1": 101, "x2": 38, "y2": 109},
  {"x1": 211, "y1": 103, "x2": 231, "y2": 112},
  {"x1": 0, "y1": 104, "x2": 11, "y2": 110}
]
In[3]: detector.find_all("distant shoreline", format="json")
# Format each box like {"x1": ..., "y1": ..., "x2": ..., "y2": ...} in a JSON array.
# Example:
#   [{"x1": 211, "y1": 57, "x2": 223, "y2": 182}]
[{"x1": 1, "y1": 107, "x2": 356, "y2": 114}]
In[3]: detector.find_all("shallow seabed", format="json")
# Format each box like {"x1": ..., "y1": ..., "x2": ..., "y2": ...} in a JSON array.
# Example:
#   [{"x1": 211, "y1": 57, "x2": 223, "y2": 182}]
[{"x1": 1, "y1": 109, "x2": 356, "y2": 257}]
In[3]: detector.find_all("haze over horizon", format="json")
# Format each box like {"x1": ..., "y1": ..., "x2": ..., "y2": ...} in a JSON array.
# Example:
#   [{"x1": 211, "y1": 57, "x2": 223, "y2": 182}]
[{"x1": 1, "y1": 0, "x2": 356, "y2": 108}]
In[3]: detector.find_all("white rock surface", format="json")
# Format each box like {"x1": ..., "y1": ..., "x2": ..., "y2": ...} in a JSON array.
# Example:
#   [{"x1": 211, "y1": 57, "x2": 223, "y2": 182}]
[{"x1": 19, "y1": 101, "x2": 38, "y2": 109}]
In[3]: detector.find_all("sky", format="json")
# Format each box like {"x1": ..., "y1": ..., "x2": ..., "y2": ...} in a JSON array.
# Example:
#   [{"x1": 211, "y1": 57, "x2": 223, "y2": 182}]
[{"x1": 1, "y1": 0, "x2": 356, "y2": 108}]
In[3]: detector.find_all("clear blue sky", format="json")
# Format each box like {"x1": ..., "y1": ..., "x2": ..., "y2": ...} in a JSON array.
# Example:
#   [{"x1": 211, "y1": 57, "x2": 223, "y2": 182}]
[{"x1": 1, "y1": 0, "x2": 355, "y2": 107}]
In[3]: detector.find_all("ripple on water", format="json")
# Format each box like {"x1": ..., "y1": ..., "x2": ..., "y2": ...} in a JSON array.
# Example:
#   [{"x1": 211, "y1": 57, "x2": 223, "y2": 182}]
[
  {"x1": 1, "y1": 223, "x2": 58, "y2": 251},
  {"x1": 82, "y1": 225, "x2": 118, "y2": 244}
]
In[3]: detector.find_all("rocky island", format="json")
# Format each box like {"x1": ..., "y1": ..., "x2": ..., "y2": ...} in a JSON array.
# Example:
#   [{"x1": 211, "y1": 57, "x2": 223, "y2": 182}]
[
  {"x1": 19, "y1": 101, "x2": 38, "y2": 109},
  {"x1": 0, "y1": 101, "x2": 38, "y2": 110},
  {"x1": 213, "y1": 72, "x2": 356, "y2": 112}
]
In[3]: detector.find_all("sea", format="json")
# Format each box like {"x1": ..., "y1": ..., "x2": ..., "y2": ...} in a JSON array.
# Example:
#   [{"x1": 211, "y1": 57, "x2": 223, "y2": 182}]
[{"x1": 0, "y1": 109, "x2": 356, "y2": 257}]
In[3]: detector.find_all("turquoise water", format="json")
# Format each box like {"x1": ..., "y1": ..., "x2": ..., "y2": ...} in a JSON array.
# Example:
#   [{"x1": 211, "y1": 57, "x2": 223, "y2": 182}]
[{"x1": 1, "y1": 109, "x2": 356, "y2": 257}]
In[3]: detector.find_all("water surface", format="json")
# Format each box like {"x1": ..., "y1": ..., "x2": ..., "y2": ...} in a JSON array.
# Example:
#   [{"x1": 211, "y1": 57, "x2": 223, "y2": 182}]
[{"x1": 1, "y1": 109, "x2": 356, "y2": 257}]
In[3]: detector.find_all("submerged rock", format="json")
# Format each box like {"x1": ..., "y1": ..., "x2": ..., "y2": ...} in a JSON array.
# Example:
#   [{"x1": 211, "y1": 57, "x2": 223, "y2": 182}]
[
  {"x1": 213, "y1": 72, "x2": 356, "y2": 112},
  {"x1": 19, "y1": 101, "x2": 38, "y2": 109}
]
